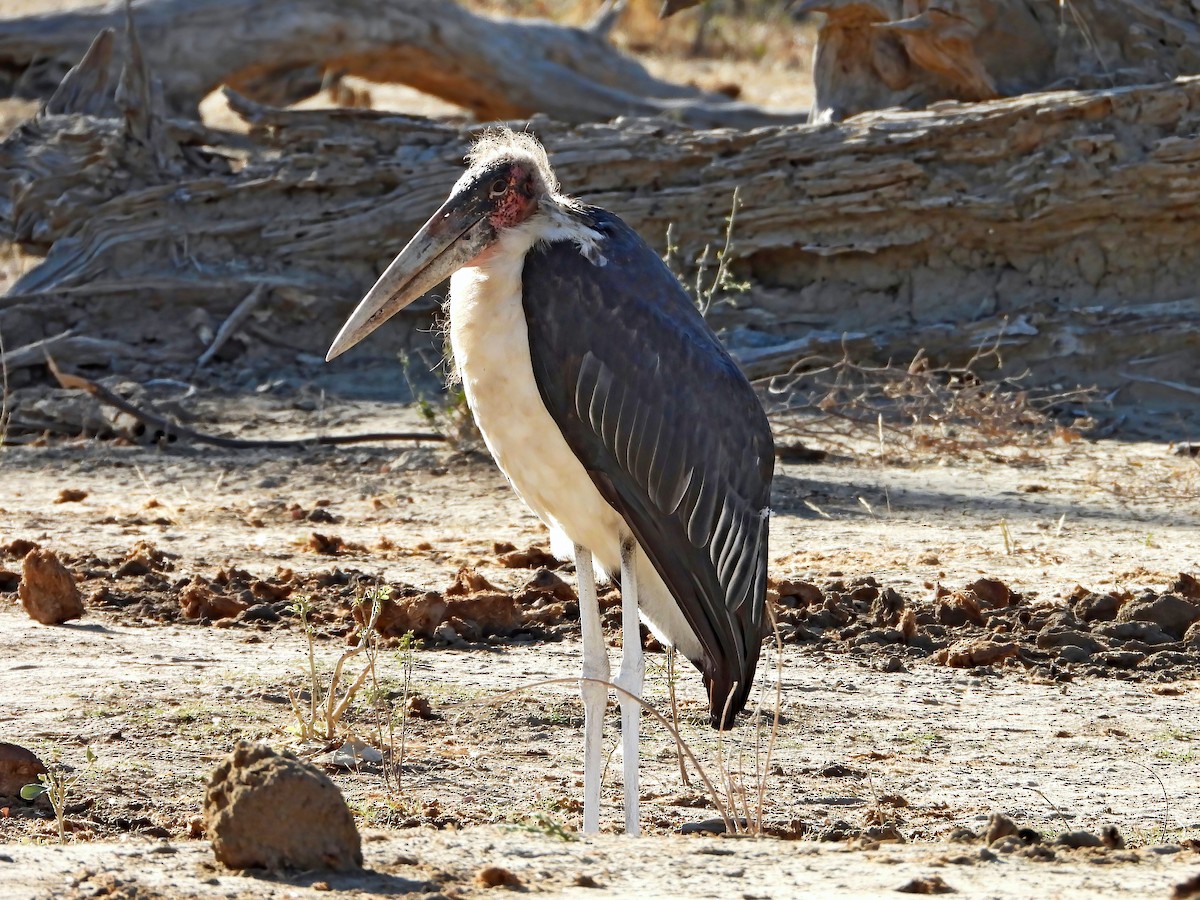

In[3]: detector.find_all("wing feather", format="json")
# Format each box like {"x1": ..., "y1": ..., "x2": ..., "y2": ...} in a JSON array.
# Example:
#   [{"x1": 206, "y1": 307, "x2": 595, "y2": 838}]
[{"x1": 521, "y1": 206, "x2": 774, "y2": 728}]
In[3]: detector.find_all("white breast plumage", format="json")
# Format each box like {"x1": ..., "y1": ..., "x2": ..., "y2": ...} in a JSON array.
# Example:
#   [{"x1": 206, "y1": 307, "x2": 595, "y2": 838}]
[{"x1": 447, "y1": 224, "x2": 701, "y2": 662}]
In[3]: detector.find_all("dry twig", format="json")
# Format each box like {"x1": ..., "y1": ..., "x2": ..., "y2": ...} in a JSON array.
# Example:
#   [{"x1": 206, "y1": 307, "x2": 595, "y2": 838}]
[{"x1": 46, "y1": 356, "x2": 446, "y2": 448}]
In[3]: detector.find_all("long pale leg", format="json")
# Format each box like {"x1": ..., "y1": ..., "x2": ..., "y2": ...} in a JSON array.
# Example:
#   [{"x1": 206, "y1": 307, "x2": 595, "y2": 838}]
[
  {"x1": 575, "y1": 544, "x2": 609, "y2": 835},
  {"x1": 616, "y1": 537, "x2": 644, "y2": 835}
]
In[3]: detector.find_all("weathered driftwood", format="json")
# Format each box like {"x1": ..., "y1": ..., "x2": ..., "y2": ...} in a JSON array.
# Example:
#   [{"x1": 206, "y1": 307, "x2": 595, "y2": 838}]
[
  {"x1": 0, "y1": 0, "x2": 804, "y2": 128},
  {"x1": 2, "y1": 28, "x2": 1199, "y2": 418},
  {"x1": 671, "y1": 0, "x2": 1200, "y2": 121}
]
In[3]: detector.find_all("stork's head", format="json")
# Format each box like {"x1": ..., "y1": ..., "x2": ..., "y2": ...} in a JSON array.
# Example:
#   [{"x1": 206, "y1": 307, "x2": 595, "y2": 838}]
[{"x1": 326, "y1": 129, "x2": 561, "y2": 361}]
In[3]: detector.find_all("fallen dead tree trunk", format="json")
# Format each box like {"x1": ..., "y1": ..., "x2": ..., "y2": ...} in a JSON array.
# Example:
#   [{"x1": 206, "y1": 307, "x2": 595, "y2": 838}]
[
  {"x1": 0, "y1": 0, "x2": 804, "y2": 127},
  {"x1": 671, "y1": 0, "x2": 1200, "y2": 121},
  {"x1": 2, "y1": 29, "x2": 1199, "y2": 422}
]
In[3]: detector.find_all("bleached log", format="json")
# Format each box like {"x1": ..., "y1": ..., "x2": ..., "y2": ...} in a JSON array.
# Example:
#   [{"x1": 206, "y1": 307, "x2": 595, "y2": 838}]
[
  {"x1": 0, "y1": 0, "x2": 804, "y2": 127},
  {"x1": 2, "y1": 39, "x2": 1198, "y2": 413}
]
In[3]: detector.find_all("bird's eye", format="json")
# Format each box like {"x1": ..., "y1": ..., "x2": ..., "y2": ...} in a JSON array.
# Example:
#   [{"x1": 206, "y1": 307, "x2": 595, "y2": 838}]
[{"x1": 489, "y1": 178, "x2": 507, "y2": 197}]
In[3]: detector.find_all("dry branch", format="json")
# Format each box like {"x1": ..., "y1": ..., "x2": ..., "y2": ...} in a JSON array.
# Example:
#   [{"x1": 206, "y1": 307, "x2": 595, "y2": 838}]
[
  {"x1": 0, "y1": 0, "x2": 804, "y2": 127},
  {"x1": 670, "y1": 0, "x2": 1200, "y2": 121},
  {"x1": 1, "y1": 26, "x2": 1199, "y2": 426},
  {"x1": 45, "y1": 358, "x2": 446, "y2": 449}
]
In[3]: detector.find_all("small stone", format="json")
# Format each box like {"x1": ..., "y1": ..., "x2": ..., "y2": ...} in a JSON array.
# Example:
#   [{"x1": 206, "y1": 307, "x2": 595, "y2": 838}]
[
  {"x1": 238, "y1": 603, "x2": 280, "y2": 624},
  {"x1": 18, "y1": 549, "x2": 84, "y2": 624},
  {"x1": 985, "y1": 813, "x2": 1018, "y2": 845},
  {"x1": 1054, "y1": 830, "x2": 1104, "y2": 849},
  {"x1": 476, "y1": 865, "x2": 522, "y2": 888},
  {"x1": 1071, "y1": 591, "x2": 1121, "y2": 622},
  {"x1": 1036, "y1": 629, "x2": 1104, "y2": 653},
  {"x1": 992, "y1": 835, "x2": 1024, "y2": 854},
  {"x1": 54, "y1": 488, "x2": 88, "y2": 504},
  {"x1": 1092, "y1": 650, "x2": 1146, "y2": 668},
  {"x1": 1057, "y1": 645, "x2": 1093, "y2": 663},
  {"x1": 896, "y1": 874, "x2": 955, "y2": 894}
]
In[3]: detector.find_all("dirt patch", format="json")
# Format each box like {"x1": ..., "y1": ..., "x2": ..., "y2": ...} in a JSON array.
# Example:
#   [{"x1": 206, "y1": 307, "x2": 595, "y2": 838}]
[{"x1": 0, "y1": 401, "x2": 1198, "y2": 896}]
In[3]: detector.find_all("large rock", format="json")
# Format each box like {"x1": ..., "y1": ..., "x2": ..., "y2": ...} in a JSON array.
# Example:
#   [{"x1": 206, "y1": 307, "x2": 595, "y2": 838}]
[
  {"x1": 203, "y1": 741, "x2": 362, "y2": 871},
  {"x1": 17, "y1": 548, "x2": 83, "y2": 624},
  {"x1": 1115, "y1": 592, "x2": 1200, "y2": 640}
]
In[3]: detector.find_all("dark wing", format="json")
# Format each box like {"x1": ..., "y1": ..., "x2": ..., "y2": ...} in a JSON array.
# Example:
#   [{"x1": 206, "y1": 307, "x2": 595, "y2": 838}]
[{"x1": 521, "y1": 206, "x2": 774, "y2": 729}]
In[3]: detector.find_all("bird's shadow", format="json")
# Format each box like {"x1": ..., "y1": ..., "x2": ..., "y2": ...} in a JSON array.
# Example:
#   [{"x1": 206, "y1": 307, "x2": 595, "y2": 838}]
[
  {"x1": 769, "y1": 467, "x2": 1185, "y2": 529},
  {"x1": 241, "y1": 867, "x2": 438, "y2": 895}
]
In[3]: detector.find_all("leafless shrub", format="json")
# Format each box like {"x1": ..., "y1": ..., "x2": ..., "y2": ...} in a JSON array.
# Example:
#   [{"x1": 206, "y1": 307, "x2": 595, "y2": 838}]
[{"x1": 766, "y1": 332, "x2": 1097, "y2": 464}]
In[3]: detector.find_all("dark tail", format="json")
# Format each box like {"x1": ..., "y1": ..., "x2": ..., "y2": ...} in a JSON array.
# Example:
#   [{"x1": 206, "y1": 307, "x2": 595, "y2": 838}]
[{"x1": 703, "y1": 634, "x2": 762, "y2": 730}]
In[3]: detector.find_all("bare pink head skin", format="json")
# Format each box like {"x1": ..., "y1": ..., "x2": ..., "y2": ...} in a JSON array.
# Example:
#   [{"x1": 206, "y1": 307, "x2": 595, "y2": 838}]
[{"x1": 326, "y1": 128, "x2": 575, "y2": 361}]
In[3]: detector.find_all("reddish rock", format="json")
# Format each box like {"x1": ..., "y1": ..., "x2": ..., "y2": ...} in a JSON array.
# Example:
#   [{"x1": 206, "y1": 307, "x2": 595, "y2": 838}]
[
  {"x1": 0, "y1": 743, "x2": 47, "y2": 798},
  {"x1": 2, "y1": 539, "x2": 39, "y2": 558},
  {"x1": 18, "y1": 548, "x2": 84, "y2": 624},
  {"x1": 362, "y1": 590, "x2": 448, "y2": 639},
  {"x1": 774, "y1": 579, "x2": 824, "y2": 608},
  {"x1": 204, "y1": 741, "x2": 361, "y2": 871},
  {"x1": 935, "y1": 639, "x2": 1018, "y2": 668},
  {"x1": 444, "y1": 567, "x2": 501, "y2": 596},
  {"x1": 445, "y1": 592, "x2": 522, "y2": 636},
  {"x1": 1116, "y1": 592, "x2": 1200, "y2": 640},
  {"x1": 966, "y1": 578, "x2": 1014, "y2": 608},
  {"x1": 179, "y1": 579, "x2": 248, "y2": 621},
  {"x1": 496, "y1": 545, "x2": 561, "y2": 569},
  {"x1": 520, "y1": 569, "x2": 577, "y2": 604}
]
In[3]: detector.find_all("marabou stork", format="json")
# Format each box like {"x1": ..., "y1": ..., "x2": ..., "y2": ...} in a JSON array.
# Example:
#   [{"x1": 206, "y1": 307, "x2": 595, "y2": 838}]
[{"x1": 326, "y1": 130, "x2": 774, "y2": 835}]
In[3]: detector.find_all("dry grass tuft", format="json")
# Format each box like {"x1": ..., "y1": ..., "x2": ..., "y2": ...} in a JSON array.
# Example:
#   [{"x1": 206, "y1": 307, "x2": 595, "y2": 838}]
[{"x1": 767, "y1": 335, "x2": 1098, "y2": 465}]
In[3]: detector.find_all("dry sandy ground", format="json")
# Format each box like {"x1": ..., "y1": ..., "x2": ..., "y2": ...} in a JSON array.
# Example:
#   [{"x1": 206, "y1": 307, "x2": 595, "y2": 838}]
[
  {"x1": 1, "y1": 396, "x2": 1199, "y2": 898},
  {"x1": 1, "y1": 1, "x2": 1197, "y2": 896}
]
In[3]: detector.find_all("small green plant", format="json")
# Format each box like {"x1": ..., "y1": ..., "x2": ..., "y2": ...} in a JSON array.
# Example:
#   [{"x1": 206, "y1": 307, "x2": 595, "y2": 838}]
[
  {"x1": 664, "y1": 187, "x2": 750, "y2": 320},
  {"x1": 371, "y1": 628, "x2": 420, "y2": 797},
  {"x1": 288, "y1": 588, "x2": 386, "y2": 741},
  {"x1": 401, "y1": 349, "x2": 480, "y2": 450},
  {"x1": 21, "y1": 746, "x2": 96, "y2": 844},
  {"x1": 508, "y1": 809, "x2": 577, "y2": 842}
]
